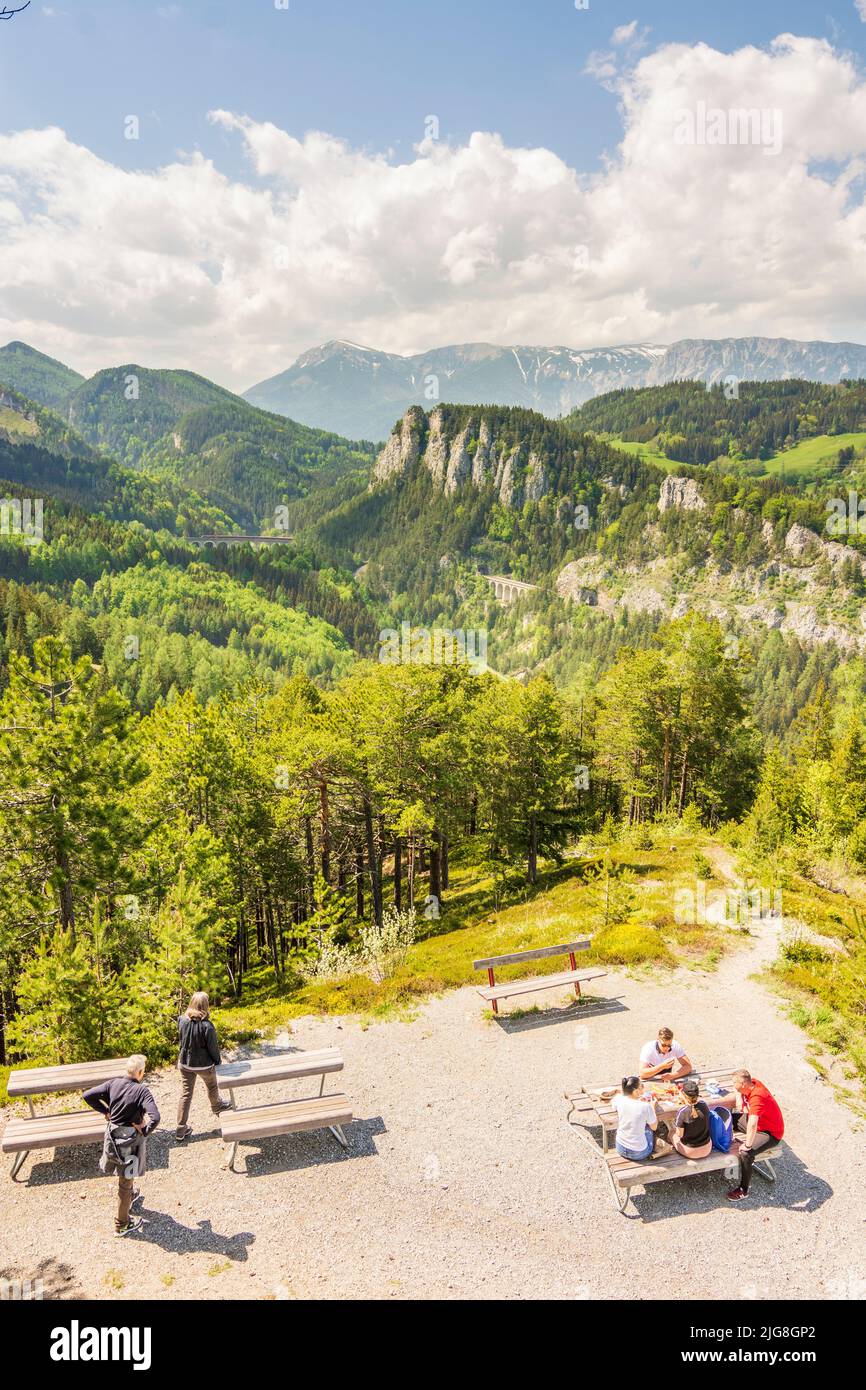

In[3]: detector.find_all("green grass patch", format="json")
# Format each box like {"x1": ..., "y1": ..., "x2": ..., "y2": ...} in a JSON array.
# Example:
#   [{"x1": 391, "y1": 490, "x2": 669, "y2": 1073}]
[
  {"x1": 0, "y1": 407, "x2": 39, "y2": 438},
  {"x1": 759, "y1": 432, "x2": 866, "y2": 483},
  {"x1": 214, "y1": 837, "x2": 733, "y2": 1040}
]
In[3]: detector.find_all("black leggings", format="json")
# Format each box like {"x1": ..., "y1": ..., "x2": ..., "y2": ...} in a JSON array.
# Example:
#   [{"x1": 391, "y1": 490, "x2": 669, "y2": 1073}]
[{"x1": 733, "y1": 1113, "x2": 774, "y2": 1193}]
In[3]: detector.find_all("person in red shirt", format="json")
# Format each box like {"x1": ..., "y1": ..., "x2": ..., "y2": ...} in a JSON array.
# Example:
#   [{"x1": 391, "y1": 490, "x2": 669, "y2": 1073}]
[{"x1": 721, "y1": 1068, "x2": 784, "y2": 1201}]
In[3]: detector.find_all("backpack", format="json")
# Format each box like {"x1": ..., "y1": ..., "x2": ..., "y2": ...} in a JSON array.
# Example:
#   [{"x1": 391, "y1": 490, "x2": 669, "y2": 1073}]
[{"x1": 708, "y1": 1105, "x2": 733, "y2": 1153}]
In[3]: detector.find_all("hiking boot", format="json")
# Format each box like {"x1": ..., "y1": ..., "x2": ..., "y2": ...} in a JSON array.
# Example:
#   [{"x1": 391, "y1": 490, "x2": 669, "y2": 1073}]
[
  {"x1": 726, "y1": 1187, "x2": 748, "y2": 1201},
  {"x1": 114, "y1": 1218, "x2": 143, "y2": 1237},
  {"x1": 175, "y1": 1125, "x2": 192, "y2": 1142},
  {"x1": 215, "y1": 1099, "x2": 233, "y2": 1114}
]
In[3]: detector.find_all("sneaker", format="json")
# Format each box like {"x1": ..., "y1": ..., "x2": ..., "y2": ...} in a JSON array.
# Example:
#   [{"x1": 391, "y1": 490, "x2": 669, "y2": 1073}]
[
  {"x1": 215, "y1": 1099, "x2": 233, "y2": 1114},
  {"x1": 114, "y1": 1218, "x2": 143, "y2": 1237},
  {"x1": 175, "y1": 1125, "x2": 192, "y2": 1142},
  {"x1": 726, "y1": 1187, "x2": 748, "y2": 1201}
]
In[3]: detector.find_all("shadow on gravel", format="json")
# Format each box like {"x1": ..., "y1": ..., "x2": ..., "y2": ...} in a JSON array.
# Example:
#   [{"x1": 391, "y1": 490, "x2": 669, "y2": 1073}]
[
  {"x1": 628, "y1": 1149, "x2": 832, "y2": 1223},
  {"x1": 124, "y1": 1214, "x2": 255, "y2": 1261},
  {"x1": 493, "y1": 996, "x2": 628, "y2": 1033},
  {"x1": 0, "y1": 1255, "x2": 83, "y2": 1299},
  {"x1": 231, "y1": 1114, "x2": 386, "y2": 1179},
  {"x1": 19, "y1": 1136, "x2": 172, "y2": 1186}
]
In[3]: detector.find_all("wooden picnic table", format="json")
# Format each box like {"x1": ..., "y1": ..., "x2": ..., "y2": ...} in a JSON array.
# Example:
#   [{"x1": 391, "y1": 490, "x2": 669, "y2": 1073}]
[
  {"x1": 565, "y1": 1067, "x2": 784, "y2": 1212},
  {"x1": 2, "y1": 1058, "x2": 128, "y2": 1179},
  {"x1": 569, "y1": 1067, "x2": 741, "y2": 1152},
  {"x1": 215, "y1": 1048, "x2": 352, "y2": 1171}
]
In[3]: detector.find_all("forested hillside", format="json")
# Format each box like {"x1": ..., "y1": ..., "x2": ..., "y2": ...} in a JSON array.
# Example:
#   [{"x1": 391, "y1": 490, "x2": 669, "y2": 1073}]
[
  {"x1": 0, "y1": 341, "x2": 85, "y2": 411},
  {"x1": 0, "y1": 375, "x2": 864, "y2": 1095},
  {"x1": 571, "y1": 378, "x2": 866, "y2": 470}
]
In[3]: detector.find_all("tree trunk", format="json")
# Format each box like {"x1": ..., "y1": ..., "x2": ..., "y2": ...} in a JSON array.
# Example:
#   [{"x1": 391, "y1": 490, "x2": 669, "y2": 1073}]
[
  {"x1": 304, "y1": 815, "x2": 315, "y2": 909},
  {"x1": 407, "y1": 835, "x2": 416, "y2": 909},
  {"x1": 56, "y1": 842, "x2": 76, "y2": 939},
  {"x1": 441, "y1": 832, "x2": 449, "y2": 891},
  {"x1": 319, "y1": 780, "x2": 331, "y2": 884},
  {"x1": 528, "y1": 812, "x2": 538, "y2": 884},
  {"x1": 355, "y1": 846, "x2": 365, "y2": 918},
  {"x1": 677, "y1": 747, "x2": 690, "y2": 817},
  {"x1": 429, "y1": 827, "x2": 441, "y2": 902},
  {"x1": 363, "y1": 797, "x2": 383, "y2": 925},
  {"x1": 394, "y1": 836, "x2": 402, "y2": 911},
  {"x1": 469, "y1": 792, "x2": 477, "y2": 836}
]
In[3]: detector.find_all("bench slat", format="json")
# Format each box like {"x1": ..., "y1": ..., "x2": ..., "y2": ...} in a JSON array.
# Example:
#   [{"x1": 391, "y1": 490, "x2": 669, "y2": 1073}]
[
  {"x1": 606, "y1": 1141, "x2": 782, "y2": 1189},
  {"x1": 6, "y1": 1059, "x2": 128, "y2": 1098},
  {"x1": 1, "y1": 1112, "x2": 107, "y2": 1153},
  {"x1": 473, "y1": 940, "x2": 590, "y2": 970},
  {"x1": 476, "y1": 968, "x2": 607, "y2": 1002},
  {"x1": 216, "y1": 1049, "x2": 343, "y2": 1088},
  {"x1": 220, "y1": 1094, "x2": 352, "y2": 1143}
]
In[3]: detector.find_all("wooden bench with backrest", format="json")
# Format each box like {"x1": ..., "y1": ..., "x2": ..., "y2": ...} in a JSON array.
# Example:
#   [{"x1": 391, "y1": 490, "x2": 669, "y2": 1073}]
[
  {"x1": 2, "y1": 1058, "x2": 128, "y2": 1180},
  {"x1": 473, "y1": 939, "x2": 607, "y2": 1014},
  {"x1": 565, "y1": 1069, "x2": 784, "y2": 1212},
  {"x1": 215, "y1": 1047, "x2": 353, "y2": 1172}
]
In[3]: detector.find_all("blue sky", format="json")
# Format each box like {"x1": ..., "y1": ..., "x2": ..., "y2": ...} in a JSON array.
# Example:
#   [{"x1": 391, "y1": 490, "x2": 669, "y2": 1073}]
[
  {"x1": 3, "y1": 1, "x2": 863, "y2": 176},
  {"x1": 1, "y1": 2, "x2": 865, "y2": 383}
]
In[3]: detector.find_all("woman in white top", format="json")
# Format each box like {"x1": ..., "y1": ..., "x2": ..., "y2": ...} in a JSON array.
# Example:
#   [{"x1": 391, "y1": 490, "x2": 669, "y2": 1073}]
[{"x1": 612, "y1": 1075, "x2": 673, "y2": 1161}]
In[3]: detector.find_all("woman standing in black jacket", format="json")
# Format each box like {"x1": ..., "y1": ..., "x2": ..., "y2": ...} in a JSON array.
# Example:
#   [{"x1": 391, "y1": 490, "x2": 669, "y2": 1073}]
[{"x1": 175, "y1": 992, "x2": 231, "y2": 1141}]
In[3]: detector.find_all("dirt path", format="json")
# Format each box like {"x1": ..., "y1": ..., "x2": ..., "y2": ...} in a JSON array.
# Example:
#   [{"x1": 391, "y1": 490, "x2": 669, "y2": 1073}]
[{"x1": 1, "y1": 858, "x2": 865, "y2": 1301}]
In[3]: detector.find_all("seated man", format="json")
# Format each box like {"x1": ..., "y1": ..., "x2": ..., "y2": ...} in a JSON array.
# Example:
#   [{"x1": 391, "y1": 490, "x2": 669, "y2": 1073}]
[
  {"x1": 639, "y1": 1026, "x2": 693, "y2": 1082},
  {"x1": 721, "y1": 1068, "x2": 784, "y2": 1202}
]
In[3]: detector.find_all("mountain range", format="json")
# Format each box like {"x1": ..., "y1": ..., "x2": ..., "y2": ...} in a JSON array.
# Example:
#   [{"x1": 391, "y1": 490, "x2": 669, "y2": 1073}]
[
  {"x1": 2, "y1": 334, "x2": 866, "y2": 727},
  {"x1": 242, "y1": 336, "x2": 866, "y2": 440}
]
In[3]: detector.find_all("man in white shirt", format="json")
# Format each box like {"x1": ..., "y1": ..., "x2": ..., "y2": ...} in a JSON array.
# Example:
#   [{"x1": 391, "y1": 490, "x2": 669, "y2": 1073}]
[{"x1": 639, "y1": 1026, "x2": 693, "y2": 1081}]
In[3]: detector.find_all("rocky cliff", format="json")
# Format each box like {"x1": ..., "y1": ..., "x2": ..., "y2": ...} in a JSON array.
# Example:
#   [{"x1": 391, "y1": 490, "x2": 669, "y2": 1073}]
[{"x1": 372, "y1": 405, "x2": 549, "y2": 508}]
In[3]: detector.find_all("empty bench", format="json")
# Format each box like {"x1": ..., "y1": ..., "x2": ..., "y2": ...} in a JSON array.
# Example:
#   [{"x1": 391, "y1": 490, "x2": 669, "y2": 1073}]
[
  {"x1": 473, "y1": 939, "x2": 607, "y2": 1014},
  {"x1": 2, "y1": 1058, "x2": 127, "y2": 1180},
  {"x1": 216, "y1": 1048, "x2": 353, "y2": 1172}
]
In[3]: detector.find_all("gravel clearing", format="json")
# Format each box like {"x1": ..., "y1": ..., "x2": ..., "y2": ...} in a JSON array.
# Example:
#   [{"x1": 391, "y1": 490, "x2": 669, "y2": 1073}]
[{"x1": 1, "y1": 916, "x2": 865, "y2": 1301}]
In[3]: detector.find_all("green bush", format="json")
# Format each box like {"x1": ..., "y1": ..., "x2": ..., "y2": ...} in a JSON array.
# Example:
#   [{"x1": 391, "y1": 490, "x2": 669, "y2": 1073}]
[
  {"x1": 589, "y1": 922, "x2": 672, "y2": 965},
  {"x1": 693, "y1": 851, "x2": 713, "y2": 879}
]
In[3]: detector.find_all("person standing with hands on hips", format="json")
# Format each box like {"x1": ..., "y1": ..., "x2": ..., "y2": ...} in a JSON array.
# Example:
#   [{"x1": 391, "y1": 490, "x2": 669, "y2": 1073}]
[{"x1": 83, "y1": 1054, "x2": 160, "y2": 1236}]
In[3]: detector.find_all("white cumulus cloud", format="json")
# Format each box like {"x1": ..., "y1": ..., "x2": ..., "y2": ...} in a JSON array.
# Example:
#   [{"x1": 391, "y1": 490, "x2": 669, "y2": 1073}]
[{"x1": 1, "y1": 34, "x2": 866, "y2": 391}]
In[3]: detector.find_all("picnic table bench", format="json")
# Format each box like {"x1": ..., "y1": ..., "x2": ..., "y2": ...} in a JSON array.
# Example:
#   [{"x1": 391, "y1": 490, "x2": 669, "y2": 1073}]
[
  {"x1": 473, "y1": 939, "x2": 607, "y2": 1014},
  {"x1": 216, "y1": 1047, "x2": 353, "y2": 1172},
  {"x1": 565, "y1": 1067, "x2": 784, "y2": 1213},
  {"x1": 2, "y1": 1058, "x2": 128, "y2": 1180}
]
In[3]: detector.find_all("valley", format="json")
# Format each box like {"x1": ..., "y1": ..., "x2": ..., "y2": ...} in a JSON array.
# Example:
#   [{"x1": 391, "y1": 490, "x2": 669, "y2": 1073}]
[{"x1": 1, "y1": 338, "x2": 865, "y2": 1114}]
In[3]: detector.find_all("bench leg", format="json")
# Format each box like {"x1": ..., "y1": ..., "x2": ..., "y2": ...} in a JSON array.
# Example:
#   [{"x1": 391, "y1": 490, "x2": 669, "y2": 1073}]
[
  {"x1": 755, "y1": 1156, "x2": 777, "y2": 1184},
  {"x1": 606, "y1": 1163, "x2": 630, "y2": 1214},
  {"x1": 10, "y1": 1150, "x2": 29, "y2": 1180},
  {"x1": 227, "y1": 1141, "x2": 239, "y2": 1172},
  {"x1": 569, "y1": 952, "x2": 581, "y2": 1000},
  {"x1": 487, "y1": 967, "x2": 498, "y2": 1014},
  {"x1": 329, "y1": 1125, "x2": 349, "y2": 1150}
]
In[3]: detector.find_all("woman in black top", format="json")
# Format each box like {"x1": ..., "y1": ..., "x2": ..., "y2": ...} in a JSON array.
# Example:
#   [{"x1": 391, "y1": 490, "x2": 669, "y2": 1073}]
[
  {"x1": 175, "y1": 991, "x2": 231, "y2": 1140},
  {"x1": 671, "y1": 1078, "x2": 712, "y2": 1159}
]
